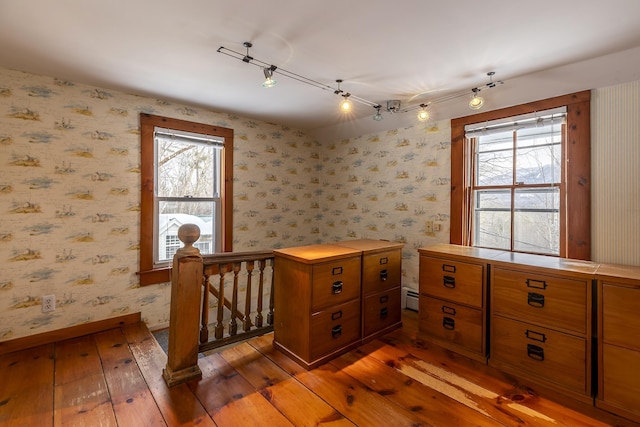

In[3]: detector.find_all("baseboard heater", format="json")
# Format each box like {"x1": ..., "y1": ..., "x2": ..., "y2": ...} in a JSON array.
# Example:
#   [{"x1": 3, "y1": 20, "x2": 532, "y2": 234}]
[{"x1": 401, "y1": 287, "x2": 419, "y2": 312}]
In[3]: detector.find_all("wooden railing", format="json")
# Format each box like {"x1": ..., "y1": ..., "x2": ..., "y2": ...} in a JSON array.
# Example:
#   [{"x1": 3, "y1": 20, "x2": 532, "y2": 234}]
[{"x1": 162, "y1": 224, "x2": 274, "y2": 387}]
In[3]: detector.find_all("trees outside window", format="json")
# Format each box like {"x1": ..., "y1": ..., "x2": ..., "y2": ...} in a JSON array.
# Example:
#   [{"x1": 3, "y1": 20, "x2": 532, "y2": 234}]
[
  {"x1": 139, "y1": 114, "x2": 233, "y2": 285},
  {"x1": 469, "y1": 110, "x2": 564, "y2": 255},
  {"x1": 451, "y1": 91, "x2": 591, "y2": 260}
]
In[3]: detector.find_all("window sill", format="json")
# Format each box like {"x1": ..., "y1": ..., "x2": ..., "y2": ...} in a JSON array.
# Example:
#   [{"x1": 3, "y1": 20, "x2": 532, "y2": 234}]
[{"x1": 138, "y1": 267, "x2": 172, "y2": 286}]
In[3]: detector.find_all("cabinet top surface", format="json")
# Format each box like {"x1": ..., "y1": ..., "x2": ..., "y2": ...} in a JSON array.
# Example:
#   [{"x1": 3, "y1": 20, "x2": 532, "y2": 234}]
[
  {"x1": 418, "y1": 244, "x2": 506, "y2": 260},
  {"x1": 491, "y1": 251, "x2": 599, "y2": 275},
  {"x1": 274, "y1": 244, "x2": 361, "y2": 263},
  {"x1": 334, "y1": 239, "x2": 404, "y2": 252},
  {"x1": 595, "y1": 262, "x2": 640, "y2": 282}
]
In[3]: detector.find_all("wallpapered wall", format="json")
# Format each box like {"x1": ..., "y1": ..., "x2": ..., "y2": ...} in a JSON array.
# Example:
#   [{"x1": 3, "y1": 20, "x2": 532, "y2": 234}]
[
  {"x1": 0, "y1": 66, "x2": 451, "y2": 341},
  {"x1": 316, "y1": 126, "x2": 451, "y2": 286}
]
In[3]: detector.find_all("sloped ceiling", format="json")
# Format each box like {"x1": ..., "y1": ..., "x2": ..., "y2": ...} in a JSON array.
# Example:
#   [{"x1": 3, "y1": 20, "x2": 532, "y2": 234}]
[{"x1": 1, "y1": 0, "x2": 640, "y2": 139}]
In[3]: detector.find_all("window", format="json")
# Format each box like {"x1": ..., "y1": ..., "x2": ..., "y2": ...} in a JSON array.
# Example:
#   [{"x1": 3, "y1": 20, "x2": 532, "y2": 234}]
[
  {"x1": 155, "y1": 127, "x2": 222, "y2": 263},
  {"x1": 451, "y1": 91, "x2": 591, "y2": 260},
  {"x1": 467, "y1": 108, "x2": 565, "y2": 255},
  {"x1": 139, "y1": 114, "x2": 234, "y2": 286}
]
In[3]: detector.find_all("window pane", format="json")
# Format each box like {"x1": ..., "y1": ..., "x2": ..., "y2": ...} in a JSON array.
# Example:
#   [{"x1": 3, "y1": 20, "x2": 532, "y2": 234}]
[
  {"x1": 476, "y1": 130, "x2": 513, "y2": 186},
  {"x1": 514, "y1": 188, "x2": 559, "y2": 255},
  {"x1": 157, "y1": 200, "x2": 216, "y2": 262},
  {"x1": 474, "y1": 189, "x2": 511, "y2": 250},
  {"x1": 515, "y1": 124, "x2": 561, "y2": 184},
  {"x1": 157, "y1": 139, "x2": 217, "y2": 198}
]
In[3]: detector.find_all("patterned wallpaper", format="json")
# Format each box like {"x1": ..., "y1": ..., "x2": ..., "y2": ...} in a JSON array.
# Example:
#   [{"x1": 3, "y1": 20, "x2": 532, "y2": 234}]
[
  {"x1": 318, "y1": 126, "x2": 452, "y2": 287},
  {"x1": 0, "y1": 66, "x2": 451, "y2": 341},
  {"x1": 0, "y1": 67, "x2": 323, "y2": 341}
]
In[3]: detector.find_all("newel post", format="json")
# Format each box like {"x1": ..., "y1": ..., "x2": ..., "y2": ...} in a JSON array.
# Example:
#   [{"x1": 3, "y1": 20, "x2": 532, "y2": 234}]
[{"x1": 162, "y1": 224, "x2": 204, "y2": 387}]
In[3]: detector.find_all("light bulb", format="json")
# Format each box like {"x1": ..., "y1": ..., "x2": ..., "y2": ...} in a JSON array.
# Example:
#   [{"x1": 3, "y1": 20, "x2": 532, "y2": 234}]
[
  {"x1": 417, "y1": 108, "x2": 430, "y2": 122},
  {"x1": 262, "y1": 67, "x2": 277, "y2": 88},
  {"x1": 373, "y1": 110, "x2": 383, "y2": 121},
  {"x1": 262, "y1": 77, "x2": 276, "y2": 88},
  {"x1": 340, "y1": 96, "x2": 352, "y2": 112},
  {"x1": 469, "y1": 93, "x2": 484, "y2": 110}
]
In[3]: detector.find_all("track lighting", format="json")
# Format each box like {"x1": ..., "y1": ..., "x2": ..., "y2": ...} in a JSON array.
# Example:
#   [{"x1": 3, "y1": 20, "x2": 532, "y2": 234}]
[
  {"x1": 217, "y1": 42, "x2": 505, "y2": 121},
  {"x1": 417, "y1": 104, "x2": 430, "y2": 121},
  {"x1": 469, "y1": 88, "x2": 484, "y2": 110},
  {"x1": 339, "y1": 94, "x2": 353, "y2": 112},
  {"x1": 262, "y1": 66, "x2": 277, "y2": 88},
  {"x1": 373, "y1": 105, "x2": 384, "y2": 121}
]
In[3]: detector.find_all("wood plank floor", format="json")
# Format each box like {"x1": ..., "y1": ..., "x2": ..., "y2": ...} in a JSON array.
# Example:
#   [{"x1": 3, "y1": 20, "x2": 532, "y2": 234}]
[{"x1": 1, "y1": 310, "x2": 638, "y2": 427}]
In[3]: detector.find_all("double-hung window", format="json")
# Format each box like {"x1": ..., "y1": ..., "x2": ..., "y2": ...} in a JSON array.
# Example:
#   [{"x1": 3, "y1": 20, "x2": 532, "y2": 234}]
[
  {"x1": 154, "y1": 127, "x2": 222, "y2": 263},
  {"x1": 465, "y1": 108, "x2": 565, "y2": 255},
  {"x1": 450, "y1": 91, "x2": 591, "y2": 260},
  {"x1": 139, "y1": 114, "x2": 233, "y2": 285}
]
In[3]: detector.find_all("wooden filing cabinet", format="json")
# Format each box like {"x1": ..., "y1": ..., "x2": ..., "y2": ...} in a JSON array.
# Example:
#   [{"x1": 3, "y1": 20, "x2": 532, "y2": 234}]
[
  {"x1": 418, "y1": 244, "x2": 504, "y2": 363},
  {"x1": 335, "y1": 239, "x2": 404, "y2": 342},
  {"x1": 595, "y1": 263, "x2": 640, "y2": 423},
  {"x1": 489, "y1": 253, "x2": 597, "y2": 402},
  {"x1": 273, "y1": 244, "x2": 362, "y2": 369}
]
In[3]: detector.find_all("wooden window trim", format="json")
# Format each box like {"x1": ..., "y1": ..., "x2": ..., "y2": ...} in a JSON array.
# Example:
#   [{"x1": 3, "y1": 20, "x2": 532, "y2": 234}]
[
  {"x1": 450, "y1": 90, "x2": 591, "y2": 260},
  {"x1": 138, "y1": 113, "x2": 234, "y2": 286}
]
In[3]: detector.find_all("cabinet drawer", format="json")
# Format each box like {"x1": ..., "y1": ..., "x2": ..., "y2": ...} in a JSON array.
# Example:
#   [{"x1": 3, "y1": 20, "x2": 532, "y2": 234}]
[
  {"x1": 419, "y1": 295, "x2": 483, "y2": 354},
  {"x1": 602, "y1": 283, "x2": 640, "y2": 350},
  {"x1": 601, "y1": 343, "x2": 640, "y2": 416},
  {"x1": 419, "y1": 256, "x2": 484, "y2": 308},
  {"x1": 362, "y1": 250, "x2": 402, "y2": 294},
  {"x1": 311, "y1": 256, "x2": 361, "y2": 311},
  {"x1": 492, "y1": 267, "x2": 588, "y2": 334},
  {"x1": 362, "y1": 286, "x2": 401, "y2": 338},
  {"x1": 491, "y1": 316, "x2": 587, "y2": 394},
  {"x1": 310, "y1": 299, "x2": 360, "y2": 360}
]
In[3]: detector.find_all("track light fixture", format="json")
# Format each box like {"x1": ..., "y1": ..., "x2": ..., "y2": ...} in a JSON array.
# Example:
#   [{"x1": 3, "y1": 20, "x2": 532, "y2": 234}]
[
  {"x1": 335, "y1": 80, "x2": 353, "y2": 112},
  {"x1": 417, "y1": 104, "x2": 430, "y2": 121},
  {"x1": 469, "y1": 88, "x2": 484, "y2": 110},
  {"x1": 373, "y1": 105, "x2": 384, "y2": 121},
  {"x1": 217, "y1": 42, "x2": 504, "y2": 122},
  {"x1": 262, "y1": 65, "x2": 277, "y2": 88}
]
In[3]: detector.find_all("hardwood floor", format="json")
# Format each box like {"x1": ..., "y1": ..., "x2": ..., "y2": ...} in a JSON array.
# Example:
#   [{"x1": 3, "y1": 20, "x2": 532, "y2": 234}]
[{"x1": 1, "y1": 310, "x2": 638, "y2": 426}]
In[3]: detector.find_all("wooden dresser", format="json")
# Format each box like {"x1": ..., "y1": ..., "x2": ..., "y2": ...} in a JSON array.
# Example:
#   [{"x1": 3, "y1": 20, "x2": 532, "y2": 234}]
[
  {"x1": 489, "y1": 252, "x2": 597, "y2": 403},
  {"x1": 335, "y1": 239, "x2": 404, "y2": 342},
  {"x1": 418, "y1": 244, "x2": 504, "y2": 363},
  {"x1": 595, "y1": 263, "x2": 640, "y2": 423},
  {"x1": 417, "y1": 243, "x2": 640, "y2": 421},
  {"x1": 274, "y1": 240, "x2": 404, "y2": 369},
  {"x1": 273, "y1": 244, "x2": 363, "y2": 369}
]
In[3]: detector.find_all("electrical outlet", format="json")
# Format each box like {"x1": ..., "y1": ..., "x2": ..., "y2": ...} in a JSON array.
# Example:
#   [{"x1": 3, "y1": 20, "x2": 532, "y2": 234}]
[
  {"x1": 433, "y1": 222, "x2": 442, "y2": 232},
  {"x1": 42, "y1": 294, "x2": 55, "y2": 313},
  {"x1": 425, "y1": 220, "x2": 433, "y2": 234}
]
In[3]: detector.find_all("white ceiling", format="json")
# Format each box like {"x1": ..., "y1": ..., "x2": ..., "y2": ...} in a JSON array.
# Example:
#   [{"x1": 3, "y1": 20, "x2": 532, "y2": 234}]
[{"x1": 2, "y1": 0, "x2": 640, "y2": 139}]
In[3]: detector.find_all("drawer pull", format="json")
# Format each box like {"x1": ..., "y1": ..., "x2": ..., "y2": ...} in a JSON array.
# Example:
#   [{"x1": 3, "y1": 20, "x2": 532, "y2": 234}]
[
  {"x1": 442, "y1": 317, "x2": 455, "y2": 330},
  {"x1": 380, "y1": 269, "x2": 388, "y2": 281},
  {"x1": 442, "y1": 264, "x2": 457, "y2": 273},
  {"x1": 525, "y1": 329, "x2": 547, "y2": 343},
  {"x1": 527, "y1": 344, "x2": 545, "y2": 361},
  {"x1": 380, "y1": 307, "x2": 388, "y2": 319},
  {"x1": 441, "y1": 305, "x2": 456, "y2": 316},
  {"x1": 527, "y1": 292, "x2": 545, "y2": 308},
  {"x1": 331, "y1": 325, "x2": 342, "y2": 339},
  {"x1": 443, "y1": 276, "x2": 456, "y2": 288},
  {"x1": 526, "y1": 278, "x2": 547, "y2": 290},
  {"x1": 331, "y1": 310, "x2": 343, "y2": 321},
  {"x1": 332, "y1": 281, "x2": 343, "y2": 294},
  {"x1": 379, "y1": 295, "x2": 389, "y2": 304},
  {"x1": 332, "y1": 267, "x2": 343, "y2": 275},
  {"x1": 379, "y1": 257, "x2": 389, "y2": 265}
]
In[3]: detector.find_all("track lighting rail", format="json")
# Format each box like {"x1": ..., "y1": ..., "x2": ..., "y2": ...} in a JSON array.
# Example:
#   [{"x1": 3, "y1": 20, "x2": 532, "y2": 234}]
[{"x1": 217, "y1": 42, "x2": 504, "y2": 121}]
